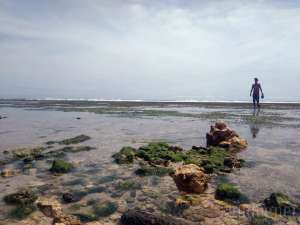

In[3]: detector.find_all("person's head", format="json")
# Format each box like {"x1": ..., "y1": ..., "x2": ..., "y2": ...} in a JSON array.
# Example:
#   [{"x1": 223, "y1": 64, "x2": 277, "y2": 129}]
[{"x1": 254, "y1": 77, "x2": 258, "y2": 83}]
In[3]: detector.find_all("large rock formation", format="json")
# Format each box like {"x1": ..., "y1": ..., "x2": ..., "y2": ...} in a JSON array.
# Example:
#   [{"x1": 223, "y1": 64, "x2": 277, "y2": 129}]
[
  {"x1": 120, "y1": 210, "x2": 195, "y2": 225},
  {"x1": 206, "y1": 122, "x2": 248, "y2": 150},
  {"x1": 170, "y1": 164, "x2": 209, "y2": 194}
]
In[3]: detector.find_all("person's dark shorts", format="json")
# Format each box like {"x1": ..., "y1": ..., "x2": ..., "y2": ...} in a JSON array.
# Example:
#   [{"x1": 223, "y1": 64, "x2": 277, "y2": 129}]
[{"x1": 253, "y1": 94, "x2": 260, "y2": 103}]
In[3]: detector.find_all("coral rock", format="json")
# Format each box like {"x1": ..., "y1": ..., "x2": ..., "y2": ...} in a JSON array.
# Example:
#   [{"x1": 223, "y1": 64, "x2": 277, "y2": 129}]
[{"x1": 171, "y1": 164, "x2": 209, "y2": 194}]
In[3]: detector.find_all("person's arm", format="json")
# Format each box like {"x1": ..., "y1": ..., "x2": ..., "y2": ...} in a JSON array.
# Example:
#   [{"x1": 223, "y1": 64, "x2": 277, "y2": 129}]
[
  {"x1": 250, "y1": 85, "x2": 254, "y2": 96},
  {"x1": 259, "y1": 84, "x2": 264, "y2": 95}
]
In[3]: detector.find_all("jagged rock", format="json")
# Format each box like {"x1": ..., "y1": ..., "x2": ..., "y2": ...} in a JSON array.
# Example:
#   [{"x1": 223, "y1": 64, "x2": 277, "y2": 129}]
[
  {"x1": 263, "y1": 193, "x2": 300, "y2": 215},
  {"x1": 206, "y1": 122, "x2": 248, "y2": 150},
  {"x1": 120, "y1": 210, "x2": 195, "y2": 225},
  {"x1": 170, "y1": 164, "x2": 209, "y2": 194}
]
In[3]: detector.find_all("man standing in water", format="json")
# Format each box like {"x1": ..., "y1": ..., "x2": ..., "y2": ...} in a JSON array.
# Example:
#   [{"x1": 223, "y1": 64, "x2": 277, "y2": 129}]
[{"x1": 250, "y1": 78, "x2": 264, "y2": 109}]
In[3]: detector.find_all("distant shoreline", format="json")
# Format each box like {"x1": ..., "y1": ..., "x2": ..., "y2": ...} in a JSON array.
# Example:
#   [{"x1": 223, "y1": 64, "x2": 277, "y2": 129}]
[{"x1": 1, "y1": 98, "x2": 300, "y2": 104}]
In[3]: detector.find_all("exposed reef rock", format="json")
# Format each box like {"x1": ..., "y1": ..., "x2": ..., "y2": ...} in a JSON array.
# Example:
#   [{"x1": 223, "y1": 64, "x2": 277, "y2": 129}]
[
  {"x1": 170, "y1": 164, "x2": 209, "y2": 194},
  {"x1": 206, "y1": 122, "x2": 248, "y2": 150}
]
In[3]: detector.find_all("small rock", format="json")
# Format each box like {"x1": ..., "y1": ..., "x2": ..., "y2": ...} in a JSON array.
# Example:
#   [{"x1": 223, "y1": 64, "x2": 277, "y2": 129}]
[{"x1": 62, "y1": 193, "x2": 81, "y2": 203}]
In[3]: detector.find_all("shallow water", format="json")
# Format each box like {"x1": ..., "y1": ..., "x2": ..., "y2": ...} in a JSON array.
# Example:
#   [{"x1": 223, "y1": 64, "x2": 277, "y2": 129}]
[{"x1": 0, "y1": 101, "x2": 300, "y2": 223}]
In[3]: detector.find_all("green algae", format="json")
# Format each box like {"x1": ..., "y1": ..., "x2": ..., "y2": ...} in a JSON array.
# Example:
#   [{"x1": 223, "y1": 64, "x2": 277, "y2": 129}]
[
  {"x1": 50, "y1": 160, "x2": 74, "y2": 173},
  {"x1": 135, "y1": 165, "x2": 174, "y2": 176},
  {"x1": 215, "y1": 182, "x2": 249, "y2": 204}
]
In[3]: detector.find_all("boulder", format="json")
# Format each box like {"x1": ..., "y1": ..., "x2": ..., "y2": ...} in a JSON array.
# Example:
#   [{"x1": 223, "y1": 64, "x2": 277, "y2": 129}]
[
  {"x1": 206, "y1": 122, "x2": 247, "y2": 150},
  {"x1": 112, "y1": 146, "x2": 137, "y2": 164},
  {"x1": 170, "y1": 164, "x2": 209, "y2": 194},
  {"x1": 120, "y1": 210, "x2": 195, "y2": 225}
]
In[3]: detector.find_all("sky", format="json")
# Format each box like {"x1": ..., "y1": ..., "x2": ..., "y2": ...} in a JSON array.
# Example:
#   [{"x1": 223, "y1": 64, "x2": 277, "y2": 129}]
[{"x1": 0, "y1": 0, "x2": 300, "y2": 101}]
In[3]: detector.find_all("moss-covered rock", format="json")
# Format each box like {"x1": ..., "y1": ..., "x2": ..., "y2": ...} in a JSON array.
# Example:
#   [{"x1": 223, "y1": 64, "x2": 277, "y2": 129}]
[
  {"x1": 116, "y1": 180, "x2": 142, "y2": 191},
  {"x1": 215, "y1": 182, "x2": 248, "y2": 204},
  {"x1": 9, "y1": 204, "x2": 36, "y2": 219},
  {"x1": 135, "y1": 165, "x2": 174, "y2": 176},
  {"x1": 50, "y1": 160, "x2": 74, "y2": 173},
  {"x1": 12, "y1": 147, "x2": 45, "y2": 159},
  {"x1": 47, "y1": 135, "x2": 91, "y2": 145},
  {"x1": 93, "y1": 202, "x2": 118, "y2": 217},
  {"x1": 263, "y1": 192, "x2": 300, "y2": 215},
  {"x1": 4, "y1": 190, "x2": 38, "y2": 205},
  {"x1": 249, "y1": 215, "x2": 274, "y2": 225},
  {"x1": 112, "y1": 146, "x2": 137, "y2": 164}
]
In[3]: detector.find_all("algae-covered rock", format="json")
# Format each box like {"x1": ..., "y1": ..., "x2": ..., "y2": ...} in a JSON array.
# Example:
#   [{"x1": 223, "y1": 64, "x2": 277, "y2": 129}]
[
  {"x1": 12, "y1": 147, "x2": 45, "y2": 159},
  {"x1": 9, "y1": 204, "x2": 36, "y2": 219},
  {"x1": 171, "y1": 164, "x2": 209, "y2": 194},
  {"x1": 249, "y1": 215, "x2": 274, "y2": 225},
  {"x1": 263, "y1": 192, "x2": 300, "y2": 215},
  {"x1": 47, "y1": 134, "x2": 91, "y2": 145},
  {"x1": 93, "y1": 202, "x2": 118, "y2": 217},
  {"x1": 116, "y1": 180, "x2": 142, "y2": 191},
  {"x1": 4, "y1": 190, "x2": 38, "y2": 205},
  {"x1": 112, "y1": 146, "x2": 137, "y2": 164},
  {"x1": 50, "y1": 160, "x2": 74, "y2": 173},
  {"x1": 215, "y1": 182, "x2": 248, "y2": 204},
  {"x1": 135, "y1": 165, "x2": 174, "y2": 176}
]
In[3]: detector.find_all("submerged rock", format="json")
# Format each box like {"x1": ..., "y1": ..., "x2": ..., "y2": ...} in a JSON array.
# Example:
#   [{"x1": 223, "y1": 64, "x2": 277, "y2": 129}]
[
  {"x1": 53, "y1": 214, "x2": 81, "y2": 225},
  {"x1": 112, "y1": 146, "x2": 137, "y2": 164},
  {"x1": 36, "y1": 197, "x2": 62, "y2": 217},
  {"x1": 4, "y1": 189, "x2": 38, "y2": 205},
  {"x1": 12, "y1": 147, "x2": 45, "y2": 159},
  {"x1": 59, "y1": 134, "x2": 91, "y2": 145},
  {"x1": 9, "y1": 204, "x2": 36, "y2": 219},
  {"x1": 249, "y1": 215, "x2": 274, "y2": 225},
  {"x1": 263, "y1": 192, "x2": 300, "y2": 215},
  {"x1": 62, "y1": 193, "x2": 81, "y2": 203},
  {"x1": 171, "y1": 164, "x2": 209, "y2": 194},
  {"x1": 50, "y1": 160, "x2": 74, "y2": 174},
  {"x1": 206, "y1": 122, "x2": 248, "y2": 150},
  {"x1": 120, "y1": 210, "x2": 195, "y2": 225},
  {"x1": 135, "y1": 165, "x2": 174, "y2": 176}
]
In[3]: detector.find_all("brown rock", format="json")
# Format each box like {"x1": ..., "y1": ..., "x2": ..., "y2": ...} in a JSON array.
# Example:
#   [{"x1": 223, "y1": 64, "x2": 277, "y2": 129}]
[
  {"x1": 36, "y1": 197, "x2": 62, "y2": 218},
  {"x1": 171, "y1": 164, "x2": 209, "y2": 194},
  {"x1": 1, "y1": 169, "x2": 20, "y2": 178},
  {"x1": 206, "y1": 122, "x2": 248, "y2": 150}
]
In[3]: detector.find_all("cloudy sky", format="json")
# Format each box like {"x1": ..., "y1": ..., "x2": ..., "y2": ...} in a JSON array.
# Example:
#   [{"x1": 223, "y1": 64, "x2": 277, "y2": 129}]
[{"x1": 0, "y1": 0, "x2": 299, "y2": 101}]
